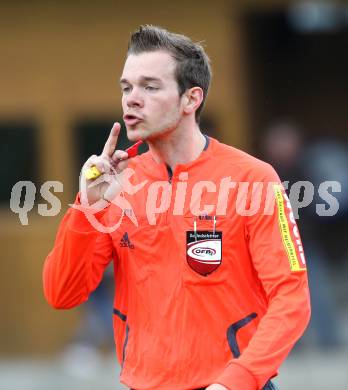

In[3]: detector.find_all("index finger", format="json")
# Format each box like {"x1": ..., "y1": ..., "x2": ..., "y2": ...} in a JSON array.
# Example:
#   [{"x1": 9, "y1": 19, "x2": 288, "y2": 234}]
[{"x1": 102, "y1": 122, "x2": 121, "y2": 157}]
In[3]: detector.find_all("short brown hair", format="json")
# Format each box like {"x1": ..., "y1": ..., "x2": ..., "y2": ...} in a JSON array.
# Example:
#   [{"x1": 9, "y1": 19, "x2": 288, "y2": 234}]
[{"x1": 127, "y1": 25, "x2": 212, "y2": 123}]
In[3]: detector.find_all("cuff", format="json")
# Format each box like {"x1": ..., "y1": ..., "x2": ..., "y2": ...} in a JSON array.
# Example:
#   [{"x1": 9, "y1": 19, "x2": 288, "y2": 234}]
[{"x1": 215, "y1": 362, "x2": 257, "y2": 390}]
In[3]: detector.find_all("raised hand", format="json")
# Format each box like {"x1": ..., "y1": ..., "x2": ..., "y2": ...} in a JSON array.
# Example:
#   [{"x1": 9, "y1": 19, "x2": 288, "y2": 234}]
[{"x1": 79, "y1": 122, "x2": 129, "y2": 209}]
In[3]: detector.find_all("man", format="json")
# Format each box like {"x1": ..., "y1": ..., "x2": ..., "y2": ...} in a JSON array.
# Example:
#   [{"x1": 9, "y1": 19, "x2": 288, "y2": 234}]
[{"x1": 43, "y1": 25, "x2": 311, "y2": 390}]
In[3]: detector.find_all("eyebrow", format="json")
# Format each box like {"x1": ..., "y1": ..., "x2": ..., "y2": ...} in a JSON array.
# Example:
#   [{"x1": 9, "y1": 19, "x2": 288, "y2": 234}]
[{"x1": 119, "y1": 76, "x2": 163, "y2": 85}]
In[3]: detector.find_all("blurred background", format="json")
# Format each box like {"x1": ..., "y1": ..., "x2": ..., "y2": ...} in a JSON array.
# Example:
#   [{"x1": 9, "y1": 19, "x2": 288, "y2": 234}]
[{"x1": 1, "y1": 0, "x2": 348, "y2": 389}]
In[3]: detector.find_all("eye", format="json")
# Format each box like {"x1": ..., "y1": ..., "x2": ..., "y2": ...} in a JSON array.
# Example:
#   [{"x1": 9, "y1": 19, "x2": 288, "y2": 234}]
[
  {"x1": 121, "y1": 86, "x2": 131, "y2": 93},
  {"x1": 145, "y1": 85, "x2": 158, "y2": 91}
]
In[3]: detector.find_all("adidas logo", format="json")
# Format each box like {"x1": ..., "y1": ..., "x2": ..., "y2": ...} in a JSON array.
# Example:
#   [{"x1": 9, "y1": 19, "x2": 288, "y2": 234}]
[{"x1": 120, "y1": 232, "x2": 134, "y2": 249}]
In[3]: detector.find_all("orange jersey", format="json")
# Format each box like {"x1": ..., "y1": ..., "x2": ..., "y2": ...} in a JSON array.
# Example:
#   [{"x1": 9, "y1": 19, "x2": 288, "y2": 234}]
[{"x1": 43, "y1": 137, "x2": 310, "y2": 390}]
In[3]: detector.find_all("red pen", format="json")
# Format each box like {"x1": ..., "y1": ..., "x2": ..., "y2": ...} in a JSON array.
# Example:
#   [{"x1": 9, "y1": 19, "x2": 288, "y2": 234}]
[{"x1": 124, "y1": 140, "x2": 143, "y2": 158}]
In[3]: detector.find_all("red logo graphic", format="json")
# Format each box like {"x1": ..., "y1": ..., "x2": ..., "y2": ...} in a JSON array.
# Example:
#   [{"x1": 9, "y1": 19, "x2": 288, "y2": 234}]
[{"x1": 186, "y1": 235, "x2": 222, "y2": 276}]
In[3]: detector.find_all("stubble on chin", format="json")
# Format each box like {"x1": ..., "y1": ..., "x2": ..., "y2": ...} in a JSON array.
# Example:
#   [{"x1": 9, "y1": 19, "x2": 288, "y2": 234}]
[{"x1": 126, "y1": 126, "x2": 148, "y2": 143}]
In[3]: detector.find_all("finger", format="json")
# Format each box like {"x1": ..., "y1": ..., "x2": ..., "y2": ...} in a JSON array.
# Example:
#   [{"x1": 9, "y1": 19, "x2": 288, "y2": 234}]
[
  {"x1": 83, "y1": 154, "x2": 98, "y2": 167},
  {"x1": 116, "y1": 159, "x2": 129, "y2": 173},
  {"x1": 111, "y1": 150, "x2": 128, "y2": 163},
  {"x1": 82, "y1": 155, "x2": 99, "y2": 179},
  {"x1": 102, "y1": 122, "x2": 121, "y2": 158},
  {"x1": 84, "y1": 155, "x2": 100, "y2": 169},
  {"x1": 83, "y1": 155, "x2": 110, "y2": 180}
]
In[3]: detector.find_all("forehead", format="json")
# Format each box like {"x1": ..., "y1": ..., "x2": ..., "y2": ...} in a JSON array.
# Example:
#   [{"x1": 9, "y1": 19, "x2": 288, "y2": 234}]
[{"x1": 121, "y1": 51, "x2": 177, "y2": 83}]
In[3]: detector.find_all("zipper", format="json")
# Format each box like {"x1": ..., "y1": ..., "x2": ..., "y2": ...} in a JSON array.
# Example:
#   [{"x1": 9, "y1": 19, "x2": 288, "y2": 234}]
[
  {"x1": 164, "y1": 164, "x2": 174, "y2": 224},
  {"x1": 166, "y1": 164, "x2": 173, "y2": 183}
]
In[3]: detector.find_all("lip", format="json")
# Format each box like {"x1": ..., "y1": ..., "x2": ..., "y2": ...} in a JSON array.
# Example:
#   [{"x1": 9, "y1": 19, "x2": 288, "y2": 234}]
[{"x1": 123, "y1": 114, "x2": 143, "y2": 126}]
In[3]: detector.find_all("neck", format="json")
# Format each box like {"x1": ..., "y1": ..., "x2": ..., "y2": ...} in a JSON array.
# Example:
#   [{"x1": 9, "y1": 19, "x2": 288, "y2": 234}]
[{"x1": 147, "y1": 120, "x2": 206, "y2": 170}]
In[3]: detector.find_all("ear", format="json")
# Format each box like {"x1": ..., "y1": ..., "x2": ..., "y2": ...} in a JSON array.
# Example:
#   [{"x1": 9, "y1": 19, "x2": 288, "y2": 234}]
[{"x1": 182, "y1": 87, "x2": 204, "y2": 116}]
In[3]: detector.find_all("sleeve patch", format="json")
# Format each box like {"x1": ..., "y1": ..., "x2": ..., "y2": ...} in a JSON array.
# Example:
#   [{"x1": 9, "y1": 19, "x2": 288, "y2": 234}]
[{"x1": 273, "y1": 184, "x2": 307, "y2": 272}]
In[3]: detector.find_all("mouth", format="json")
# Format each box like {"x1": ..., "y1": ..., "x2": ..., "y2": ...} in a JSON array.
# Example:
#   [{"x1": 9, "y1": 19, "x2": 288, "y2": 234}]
[{"x1": 123, "y1": 114, "x2": 143, "y2": 127}]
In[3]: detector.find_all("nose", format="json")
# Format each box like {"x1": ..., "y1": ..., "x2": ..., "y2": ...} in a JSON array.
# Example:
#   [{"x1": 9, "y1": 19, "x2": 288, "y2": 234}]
[{"x1": 126, "y1": 87, "x2": 144, "y2": 109}]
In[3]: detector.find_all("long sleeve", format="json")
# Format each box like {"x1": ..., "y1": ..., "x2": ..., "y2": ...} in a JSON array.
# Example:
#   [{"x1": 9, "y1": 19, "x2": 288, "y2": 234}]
[
  {"x1": 216, "y1": 165, "x2": 311, "y2": 390},
  {"x1": 43, "y1": 194, "x2": 114, "y2": 309}
]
